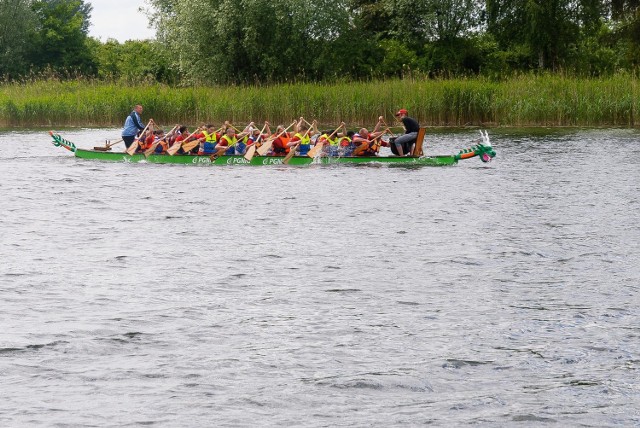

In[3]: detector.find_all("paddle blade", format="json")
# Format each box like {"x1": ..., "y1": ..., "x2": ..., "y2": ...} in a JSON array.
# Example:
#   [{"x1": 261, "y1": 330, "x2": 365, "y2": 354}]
[
  {"x1": 256, "y1": 139, "x2": 273, "y2": 156},
  {"x1": 181, "y1": 140, "x2": 200, "y2": 153},
  {"x1": 283, "y1": 146, "x2": 297, "y2": 164},
  {"x1": 307, "y1": 141, "x2": 323, "y2": 158},
  {"x1": 126, "y1": 140, "x2": 139, "y2": 156},
  {"x1": 143, "y1": 143, "x2": 158, "y2": 158},
  {"x1": 244, "y1": 144, "x2": 256, "y2": 161},
  {"x1": 166, "y1": 141, "x2": 181, "y2": 156}
]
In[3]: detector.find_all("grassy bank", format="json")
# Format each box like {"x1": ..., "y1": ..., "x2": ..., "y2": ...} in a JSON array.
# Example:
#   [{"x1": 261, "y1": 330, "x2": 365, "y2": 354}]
[{"x1": 0, "y1": 74, "x2": 637, "y2": 128}]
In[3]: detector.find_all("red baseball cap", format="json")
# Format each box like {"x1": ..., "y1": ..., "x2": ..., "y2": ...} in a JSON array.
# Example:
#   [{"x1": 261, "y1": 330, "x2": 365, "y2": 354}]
[{"x1": 395, "y1": 109, "x2": 408, "y2": 116}]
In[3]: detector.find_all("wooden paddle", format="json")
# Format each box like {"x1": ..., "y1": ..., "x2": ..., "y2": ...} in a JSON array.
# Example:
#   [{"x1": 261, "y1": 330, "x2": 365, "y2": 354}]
[
  {"x1": 167, "y1": 127, "x2": 203, "y2": 156},
  {"x1": 93, "y1": 138, "x2": 123, "y2": 151},
  {"x1": 126, "y1": 120, "x2": 154, "y2": 156},
  {"x1": 307, "y1": 122, "x2": 344, "y2": 158},
  {"x1": 144, "y1": 124, "x2": 179, "y2": 158},
  {"x1": 244, "y1": 122, "x2": 268, "y2": 161},
  {"x1": 256, "y1": 121, "x2": 296, "y2": 156},
  {"x1": 107, "y1": 139, "x2": 123, "y2": 149},
  {"x1": 181, "y1": 137, "x2": 203, "y2": 154},
  {"x1": 226, "y1": 122, "x2": 242, "y2": 133},
  {"x1": 283, "y1": 119, "x2": 316, "y2": 165}
]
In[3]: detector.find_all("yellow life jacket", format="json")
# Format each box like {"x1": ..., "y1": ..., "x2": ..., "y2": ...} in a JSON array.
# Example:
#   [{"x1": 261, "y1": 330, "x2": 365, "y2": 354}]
[
  {"x1": 203, "y1": 130, "x2": 217, "y2": 143},
  {"x1": 320, "y1": 133, "x2": 338, "y2": 146},
  {"x1": 293, "y1": 132, "x2": 311, "y2": 146},
  {"x1": 221, "y1": 135, "x2": 237, "y2": 147}
]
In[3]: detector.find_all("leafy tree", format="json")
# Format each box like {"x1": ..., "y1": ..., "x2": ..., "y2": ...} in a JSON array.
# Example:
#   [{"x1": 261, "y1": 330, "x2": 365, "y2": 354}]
[
  {"x1": 0, "y1": 0, "x2": 36, "y2": 78},
  {"x1": 385, "y1": 0, "x2": 483, "y2": 46},
  {"x1": 610, "y1": 8, "x2": 640, "y2": 67},
  {"x1": 27, "y1": 0, "x2": 96, "y2": 75},
  {"x1": 348, "y1": 0, "x2": 393, "y2": 39},
  {"x1": 612, "y1": 0, "x2": 640, "y2": 19},
  {"x1": 486, "y1": 0, "x2": 597, "y2": 70},
  {"x1": 148, "y1": 0, "x2": 354, "y2": 83},
  {"x1": 90, "y1": 38, "x2": 176, "y2": 83},
  {"x1": 377, "y1": 39, "x2": 418, "y2": 76},
  {"x1": 144, "y1": 0, "x2": 640, "y2": 80}
]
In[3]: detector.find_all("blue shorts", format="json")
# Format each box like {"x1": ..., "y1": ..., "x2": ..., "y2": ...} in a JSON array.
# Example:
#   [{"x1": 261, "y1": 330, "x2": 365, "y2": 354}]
[
  {"x1": 235, "y1": 142, "x2": 247, "y2": 155},
  {"x1": 298, "y1": 144, "x2": 310, "y2": 156},
  {"x1": 202, "y1": 142, "x2": 216, "y2": 154}
]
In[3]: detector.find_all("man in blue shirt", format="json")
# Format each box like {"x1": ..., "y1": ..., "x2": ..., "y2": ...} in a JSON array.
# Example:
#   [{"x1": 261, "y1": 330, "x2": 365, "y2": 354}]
[{"x1": 121, "y1": 105, "x2": 146, "y2": 148}]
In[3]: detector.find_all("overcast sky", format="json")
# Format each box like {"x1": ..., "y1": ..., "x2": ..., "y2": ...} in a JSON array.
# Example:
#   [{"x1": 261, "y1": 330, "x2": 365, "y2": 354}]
[{"x1": 88, "y1": 0, "x2": 155, "y2": 42}]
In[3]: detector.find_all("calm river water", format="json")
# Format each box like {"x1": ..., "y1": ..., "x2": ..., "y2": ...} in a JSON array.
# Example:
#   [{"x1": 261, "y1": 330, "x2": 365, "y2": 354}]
[{"x1": 1, "y1": 127, "x2": 639, "y2": 426}]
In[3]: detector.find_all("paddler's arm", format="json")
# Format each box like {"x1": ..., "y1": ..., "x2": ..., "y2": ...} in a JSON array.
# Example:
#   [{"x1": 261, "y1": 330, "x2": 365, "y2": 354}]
[{"x1": 373, "y1": 116, "x2": 384, "y2": 134}]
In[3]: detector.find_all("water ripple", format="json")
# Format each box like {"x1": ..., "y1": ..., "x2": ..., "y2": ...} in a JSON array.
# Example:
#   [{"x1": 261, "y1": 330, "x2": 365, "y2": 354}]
[{"x1": 1, "y1": 128, "x2": 639, "y2": 426}]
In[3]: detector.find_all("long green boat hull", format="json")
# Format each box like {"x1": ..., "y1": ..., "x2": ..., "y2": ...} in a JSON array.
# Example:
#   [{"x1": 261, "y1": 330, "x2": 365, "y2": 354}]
[
  {"x1": 50, "y1": 132, "x2": 495, "y2": 166},
  {"x1": 74, "y1": 148, "x2": 458, "y2": 166}
]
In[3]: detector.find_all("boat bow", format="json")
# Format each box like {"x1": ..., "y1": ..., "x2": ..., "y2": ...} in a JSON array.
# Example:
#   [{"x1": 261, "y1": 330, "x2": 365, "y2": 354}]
[
  {"x1": 49, "y1": 131, "x2": 77, "y2": 153},
  {"x1": 454, "y1": 130, "x2": 496, "y2": 163}
]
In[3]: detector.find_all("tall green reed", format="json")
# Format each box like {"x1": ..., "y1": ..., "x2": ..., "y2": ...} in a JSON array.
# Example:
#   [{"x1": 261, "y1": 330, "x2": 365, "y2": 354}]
[{"x1": 0, "y1": 74, "x2": 636, "y2": 128}]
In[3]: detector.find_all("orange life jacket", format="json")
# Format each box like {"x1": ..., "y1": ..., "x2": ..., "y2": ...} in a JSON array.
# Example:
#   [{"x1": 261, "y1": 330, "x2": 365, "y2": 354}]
[{"x1": 140, "y1": 134, "x2": 154, "y2": 150}]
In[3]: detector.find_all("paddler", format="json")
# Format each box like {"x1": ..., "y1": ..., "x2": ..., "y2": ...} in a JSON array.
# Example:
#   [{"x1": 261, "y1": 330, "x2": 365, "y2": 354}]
[
  {"x1": 270, "y1": 124, "x2": 291, "y2": 156},
  {"x1": 170, "y1": 125, "x2": 188, "y2": 154},
  {"x1": 233, "y1": 122, "x2": 255, "y2": 155},
  {"x1": 173, "y1": 125, "x2": 188, "y2": 145},
  {"x1": 153, "y1": 126, "x2": 179, "y2": 154},
  {"x1": 316, "y1": 123, "x2": 345, "y2": 157},
  {"x1": 136, "y1": 127, "x2": 155, "y2": 152},
  {"x1": 286, "y1": 118, "x2": 317, "y2": 156},
  {"x1": 214, "y1": 123, "x2": 253, "y2": 157},
  {"x1": 151, "y1": 129, "x2": 165, "y2": 152},
  {"x1": 247, "y1": 121, "x2": 270, "y2": 149},
  {"x1": 197, "y1": 124, "x2": 221, "y2": 155},
  {"x1": 351, "y1": 117, "x2": 387, "y2": 156}
]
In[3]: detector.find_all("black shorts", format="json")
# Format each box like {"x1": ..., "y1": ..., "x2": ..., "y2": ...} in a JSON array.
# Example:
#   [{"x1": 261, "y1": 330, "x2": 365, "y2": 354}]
[{"x1": 123, "y1": 135, "x2": 136, "y2": 148}]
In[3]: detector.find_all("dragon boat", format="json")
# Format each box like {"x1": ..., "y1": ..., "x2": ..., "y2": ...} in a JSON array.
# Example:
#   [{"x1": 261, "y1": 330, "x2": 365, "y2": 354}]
[{"x1": 49, "y1": 128, "x2": 495, "y2": 167}]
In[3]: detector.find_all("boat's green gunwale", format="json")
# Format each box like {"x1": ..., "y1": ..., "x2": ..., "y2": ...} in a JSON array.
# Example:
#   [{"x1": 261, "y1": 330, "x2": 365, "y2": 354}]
[{"x1": 73, "y1": 148, "x2": 458, "y2": 166}]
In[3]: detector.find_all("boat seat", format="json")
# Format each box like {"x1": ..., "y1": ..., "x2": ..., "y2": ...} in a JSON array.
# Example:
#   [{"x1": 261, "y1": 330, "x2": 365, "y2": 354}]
[{"x1": 412, "y1": 127, "x2": 426, "y2": 156}]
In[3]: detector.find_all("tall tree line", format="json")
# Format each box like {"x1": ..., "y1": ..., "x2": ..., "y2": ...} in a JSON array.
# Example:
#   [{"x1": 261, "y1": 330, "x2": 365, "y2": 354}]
[
  {"x1": 148, "y1": 0, "x2": 640, "y2": 83},
  {"x1": 1, "y1": 0, "x2": 639, "y2": 83},
  {"x1": 0, "y1": 0, "x2": 97, "y2": 78}
]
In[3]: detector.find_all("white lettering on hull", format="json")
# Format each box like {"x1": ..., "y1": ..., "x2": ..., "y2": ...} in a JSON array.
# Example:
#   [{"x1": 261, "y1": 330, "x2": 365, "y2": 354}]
[
  {"x1": 186, "y1": 156, "x2": 287, "y2": 165},
  {"x1": 226, "y1": 158, "x2": 251, "y2": 165},
  {"x1": 261, "y1": 158, "x2": 284, "y2": 165},
  {"x1": 192, "y1": 157, "x2": 212, "y2": 164}
]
